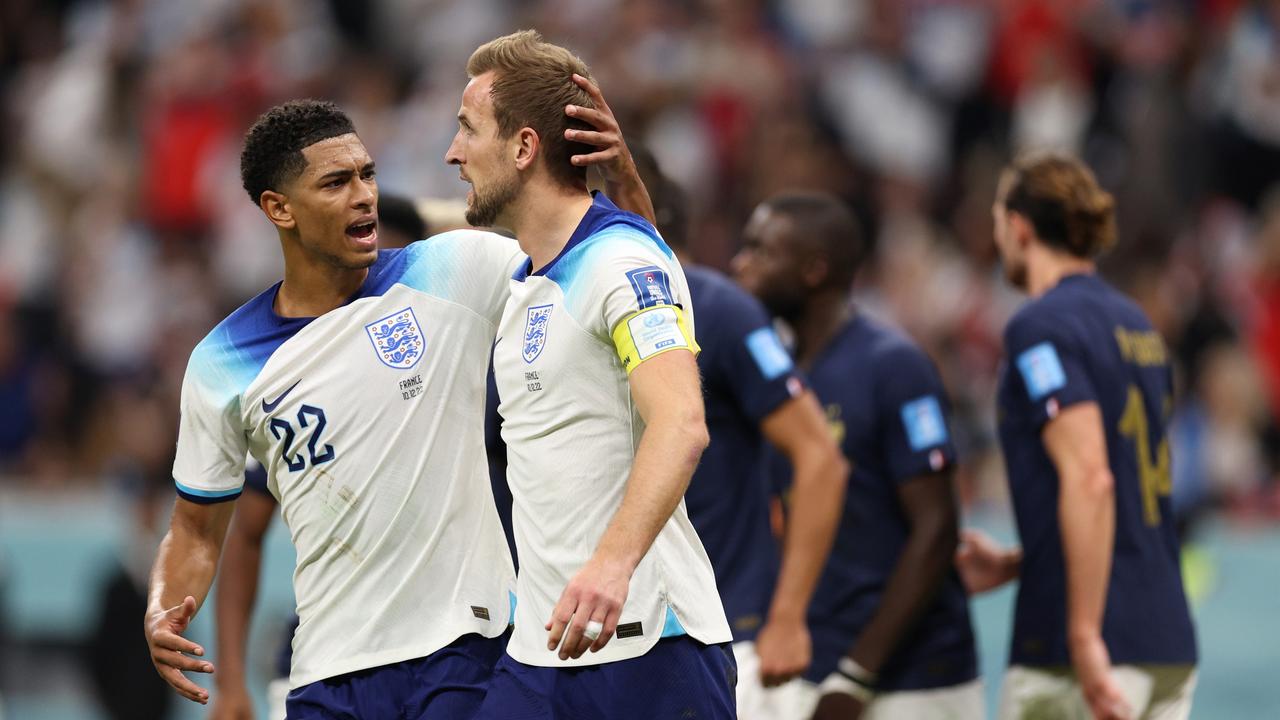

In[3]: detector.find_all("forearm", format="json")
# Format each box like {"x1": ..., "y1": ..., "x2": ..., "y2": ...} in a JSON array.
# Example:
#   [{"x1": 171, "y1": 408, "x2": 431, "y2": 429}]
[
  {"x1": 605, "y1": 171, "x2": 656, "y2": 226},
  {"x1": 767, "y1": 450, "x2": 846, "y2": 622},
  {"x1": 148, "y1": 502, "x2": 233, "y2": 617},
  {"x1": 594, "y1": 418, "x2": 707, "y2": 571},
  {"x1": 149, "y1": 527, "x2": 223, "y2": 618},
  {"x1": 1059, "y1": 467, "x2": 1115, "y2": 643},
  {"x1": 214, "y1": 533, "x2": 262, "y2": 687},
  {"x1": 850, "y1": 522, "x2": 957, "y2": 673}
]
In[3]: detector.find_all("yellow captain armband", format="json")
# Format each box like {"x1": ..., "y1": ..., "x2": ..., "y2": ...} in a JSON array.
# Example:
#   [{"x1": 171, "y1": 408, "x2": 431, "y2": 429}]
[{"x1": 611, "y1": 305, "x2": 700, "y2": 374}]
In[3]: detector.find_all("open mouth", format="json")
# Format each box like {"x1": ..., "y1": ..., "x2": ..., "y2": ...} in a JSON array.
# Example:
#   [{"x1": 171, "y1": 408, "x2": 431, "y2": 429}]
[{"x1": 346, "y1": 219, "x2": 377, "y2": 243}]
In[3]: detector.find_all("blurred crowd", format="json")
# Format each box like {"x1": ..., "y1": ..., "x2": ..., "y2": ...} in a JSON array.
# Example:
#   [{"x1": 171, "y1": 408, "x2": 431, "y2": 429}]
[{"x1": 1, "y1": 0, "x2": 1279, "y2": 528}]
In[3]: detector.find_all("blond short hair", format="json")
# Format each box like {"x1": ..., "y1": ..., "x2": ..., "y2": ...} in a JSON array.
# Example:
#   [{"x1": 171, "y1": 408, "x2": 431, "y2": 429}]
[{"x1": 467, "y1": 30, "x2": 595, "y2": 189}]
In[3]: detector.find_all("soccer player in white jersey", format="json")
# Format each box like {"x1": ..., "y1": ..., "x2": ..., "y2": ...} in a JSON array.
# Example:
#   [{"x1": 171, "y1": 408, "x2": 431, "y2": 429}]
[
  {"x1": 142, "y1": 99, "x2": 653, "y2": 719},
  {"x1": 446, "y1": 31, "x2": 736, "y2": 719}
]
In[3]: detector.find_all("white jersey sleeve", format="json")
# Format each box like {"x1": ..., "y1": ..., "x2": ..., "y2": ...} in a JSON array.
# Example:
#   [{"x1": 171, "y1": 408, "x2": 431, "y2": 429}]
[
  {"x1": 404, "y1": 229, "x2": 524, "y2": 327},
  {"x1": 576, "y1": 232, "x2": 699, "y2": 374},
  {"x1": 172, "y1": 329, "x2": 255, "y2": 502}
]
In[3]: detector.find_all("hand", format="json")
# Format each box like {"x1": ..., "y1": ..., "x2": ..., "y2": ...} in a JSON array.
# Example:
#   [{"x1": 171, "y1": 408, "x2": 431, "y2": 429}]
[
  {"x1": 209, "y1": 683, "x2": 255, "y2": 720},
  {"x1": 546, "y1": 555, "x2": 631, "y2": 660},
  {"x1": 811, "y1": 690, "x2": 866, "y2": 720},
  {"x1": 563, "y1": 74, "x2": 637, "y2": 184},
  {"x1": 1072, "y1": 633, "x2": 1134, "y2": 720},
  {"x1": 955, "y1": 529, "x2": 1018, "y2": 595},
  {"x1": 754, "y1": 614, "x2": 811, "y2": 687},
  {"x1": 145, "y1": 595, "x2": 214, "y2": 704}
]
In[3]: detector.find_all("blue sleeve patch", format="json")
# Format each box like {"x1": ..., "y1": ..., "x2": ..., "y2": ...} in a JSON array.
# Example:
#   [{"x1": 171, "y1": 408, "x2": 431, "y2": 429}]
[
  {"x1": 625, "y1": 266, "x2": 675, "y2": 309},
  {"x1": 900, "y1": 395, "x2": 949, "y2": 451},
  {"x1": 1016, "y1": 341, "x2": 1067, "y2": 400},
  {"x1": 745, "y1": 327, "x2": 794, "y2": 380}
]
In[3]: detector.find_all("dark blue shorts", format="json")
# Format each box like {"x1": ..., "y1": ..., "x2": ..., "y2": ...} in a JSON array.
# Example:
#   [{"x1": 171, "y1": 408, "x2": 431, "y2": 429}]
[
  {"x1": 471, "y1": 636, "x2": 737, "y2": 720},
  {"x1": 285, "y1": 632, "x2": 508, "y2": 719}
]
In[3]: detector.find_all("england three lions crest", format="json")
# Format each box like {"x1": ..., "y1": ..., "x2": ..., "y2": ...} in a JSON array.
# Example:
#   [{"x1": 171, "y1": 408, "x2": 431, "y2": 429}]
[
  {"x1": 523, "y1": 304, "x2": 553, "y2": 364},
  {"x1": 365, "y1": 307, "x2": 425, "y2": 370}
]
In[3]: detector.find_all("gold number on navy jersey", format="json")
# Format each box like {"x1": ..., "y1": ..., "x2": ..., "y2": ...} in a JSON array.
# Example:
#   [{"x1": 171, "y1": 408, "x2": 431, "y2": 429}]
[{"x1": 1117, "y1": 385, "x2": 1171, "y2": 526}]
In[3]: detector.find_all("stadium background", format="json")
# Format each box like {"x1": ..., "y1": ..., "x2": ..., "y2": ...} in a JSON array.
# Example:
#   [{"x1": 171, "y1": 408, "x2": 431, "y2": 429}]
[{"x1": 1, "y1": 0, "x2": 1278, "y2": 717}]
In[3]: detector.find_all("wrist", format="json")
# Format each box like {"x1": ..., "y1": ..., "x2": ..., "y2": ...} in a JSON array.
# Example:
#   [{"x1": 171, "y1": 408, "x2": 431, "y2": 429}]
[
  {"x1": 765, "y1": 600, "x2": 806, "y2": 626},
  {"x1": 837, "y1": 656, "x2": 879, "y2": 687},
  {"x1": 819, "y1": 671, "x2": 873, "y2": 703}
]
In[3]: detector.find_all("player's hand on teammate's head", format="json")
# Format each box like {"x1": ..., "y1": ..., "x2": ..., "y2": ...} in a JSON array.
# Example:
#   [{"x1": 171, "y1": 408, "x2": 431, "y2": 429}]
[
  {"x1": 145, "y1": 595, "x2": 215, "y2": 704},
  {"x1": 755, "y1": 615, "x2": 811, "y2": 687},
  {"x1": 563, "y1": 74, "x2": 635, "y2": 184},
  {"x1": 545, "y1": 554, "x2": 632, "y2": 661}
]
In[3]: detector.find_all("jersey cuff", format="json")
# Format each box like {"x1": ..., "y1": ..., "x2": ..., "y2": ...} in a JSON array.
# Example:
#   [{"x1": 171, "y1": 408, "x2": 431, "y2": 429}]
[
  {"x1": 174, "y1": 480, "x2": 243, "y2": 505},
  {"x1": 611, "y1": 305, "x2": 699, "y2": 374}
]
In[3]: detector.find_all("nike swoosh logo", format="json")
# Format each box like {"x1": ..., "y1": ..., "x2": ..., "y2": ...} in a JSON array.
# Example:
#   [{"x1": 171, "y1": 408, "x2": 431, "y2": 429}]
[{"x1": 261, "y1": 380, "x2": 301, "y2": 413}]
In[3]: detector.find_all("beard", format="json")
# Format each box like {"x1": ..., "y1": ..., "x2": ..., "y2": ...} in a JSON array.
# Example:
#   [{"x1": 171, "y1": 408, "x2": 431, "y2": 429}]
[{"x1": 465, "y1": 172, "x2": 520, "y2": 228}]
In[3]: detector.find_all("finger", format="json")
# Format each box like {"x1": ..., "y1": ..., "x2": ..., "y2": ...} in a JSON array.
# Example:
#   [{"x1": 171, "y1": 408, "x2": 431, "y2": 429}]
[
  {"x1": 564, "y1": 104, "x2": 615, "y2": 132},
  {"x1": 546, "y1": 593, "x2": 577, "y2": 651},
  {"x1": 167, "y1": 595, "x2": 199, "y2": 622},
  {"x1": 570, "y1": 604, "x2": 608, "y2": 660},
  {"x1": 560, "y1": 602, "x2": 593, "y2": 660},
  {"x1": 570, "y1": 150, "x2": 620, "y2": 167},
  {"x1": 153, "y1": 629, "x2": 205, "y2": 656},
  {"x1": 158, "y1": 664, "x2": 210, "y2": 704},
  {"x1": 589, "y1": 604, "x2": 621, "y2": 653},
  {"x1": 570, "y1": 73, "x2": 609, "y2": 112},
  {"x1": 564, "y1": 128, "x2": 617, "y2": 149},
  {"x1": 154, "y1": 648, "x2": 215, "y2": 674}
]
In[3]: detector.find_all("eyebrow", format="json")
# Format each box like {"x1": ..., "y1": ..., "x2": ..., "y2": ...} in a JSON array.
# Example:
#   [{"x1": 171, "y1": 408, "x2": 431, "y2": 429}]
[{"x1": 316, "y1": 161, "x2": 375, "y2": 183}]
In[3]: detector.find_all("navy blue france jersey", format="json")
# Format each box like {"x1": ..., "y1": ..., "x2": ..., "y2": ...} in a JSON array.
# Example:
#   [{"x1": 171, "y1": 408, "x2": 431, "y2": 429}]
[
  {"x1": 997, "y1": 273, "x2": 1197, "y2": 667},
  {"x1": 682, "y1": 265, "x2": 804, "y2": 642},
  {"x1": 772, "y1": 314, "x2": 977, "y2": 690}
]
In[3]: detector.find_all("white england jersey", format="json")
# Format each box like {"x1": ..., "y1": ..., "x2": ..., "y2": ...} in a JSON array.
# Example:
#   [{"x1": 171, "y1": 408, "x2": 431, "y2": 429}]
[
  {"x1": 494, "y1": 194, "x2": 732, "y2": 667},
  {"x1": 173, "y1": 230, "x2": 522, "y2": 688}
]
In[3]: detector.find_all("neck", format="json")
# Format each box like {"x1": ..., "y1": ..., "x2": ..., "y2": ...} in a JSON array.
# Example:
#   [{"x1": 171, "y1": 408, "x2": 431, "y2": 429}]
[
  {"x1": 1026, "y1": 246, "x2": 1095, "y2": 298},
  {"x1": 507, "y1": 181, "x2": 593, "y2": 273},
  {"x1": 275, "y1": 235, "x2": 370, "y2": 318},
  {"x1": 792, "y1": 289, "x2": 850, "y2": 368}
]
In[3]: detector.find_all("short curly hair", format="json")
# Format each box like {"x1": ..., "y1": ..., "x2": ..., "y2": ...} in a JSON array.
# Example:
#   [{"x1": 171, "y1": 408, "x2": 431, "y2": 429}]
[{"x1": 240, "y1": 100, "x2": 356, "y2": 205}]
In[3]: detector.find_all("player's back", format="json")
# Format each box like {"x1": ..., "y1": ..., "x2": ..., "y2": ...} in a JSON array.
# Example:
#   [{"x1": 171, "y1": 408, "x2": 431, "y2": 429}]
[
  {"x1": 997, "y1": 273, "x2": 1197, "y2": 667},
  {"x1": 175, "y1": 230, "x2": 522, "y2": 687},
  {"x1": 772, "y1": 314, "x2": 977, "y2": 691},
  {"x1": 681, "y1": 265, "x2": 795, "y2": 642}
]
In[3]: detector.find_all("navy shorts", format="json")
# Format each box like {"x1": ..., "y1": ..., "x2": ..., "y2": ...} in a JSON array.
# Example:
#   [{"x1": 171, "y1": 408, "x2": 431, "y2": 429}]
[
  {"x1": 471, "y1": 636, "x2": 737, "y2": 720},
  {"x1": 285, "y1": 632, "x2": 508, "y2": 719}
]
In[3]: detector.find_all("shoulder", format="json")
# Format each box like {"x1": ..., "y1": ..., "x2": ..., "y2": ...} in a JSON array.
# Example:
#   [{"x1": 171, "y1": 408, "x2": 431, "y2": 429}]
[
  {"x1": 401, "y1": 229, "x2": 523, "y2": 271},
  {"x1": 375, "y1": 230, "x2": 523, "y2": 298},
  {"x1": 857, "y1": 316, "x2": 930, "y2": 367},
  {"x1": 1003, "y1": 293, "x2": 1070, "y2": 349},
  {"x1": 685, "y1": 265, "x2": 766, "y2": 319},
  {"x1": 187, "y1": 285, "x2": 287, "y2": 401}
]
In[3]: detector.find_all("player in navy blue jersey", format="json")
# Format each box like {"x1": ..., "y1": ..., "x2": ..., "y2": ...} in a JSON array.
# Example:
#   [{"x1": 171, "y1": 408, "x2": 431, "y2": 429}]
[
  {"x1": 733, "y1": 192, "x2": 982, "y2": 720},
  {"x1": 956, "y1": 153, "x2": 1197, "y2": 720},
  {"x1": 638, "y1": 166, "x2": 848, "y2": 718}
]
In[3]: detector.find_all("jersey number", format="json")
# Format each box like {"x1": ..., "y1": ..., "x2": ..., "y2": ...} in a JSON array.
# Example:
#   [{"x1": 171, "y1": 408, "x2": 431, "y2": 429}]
[
  {"x1": 1117, "y1": 385, "x2": 1171, "y2": 526},
  {"x1": 268, "y1": 404, "x2": 335, "y2": 472}
]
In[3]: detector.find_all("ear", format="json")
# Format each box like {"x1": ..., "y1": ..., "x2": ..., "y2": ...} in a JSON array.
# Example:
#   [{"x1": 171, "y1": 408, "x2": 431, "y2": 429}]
[
  {"x1": 801, "y1": 256, "x2": 831, "y2": 290},
  {"x1": 513, "y1": 127, "x2": 539, "y2": 171},
  {"x1": 1009, "y1": 211, "x2": 1034, "y2": 250},
  {"x1": 260, "y1": 190, "x2": 296, "y2": 231}
]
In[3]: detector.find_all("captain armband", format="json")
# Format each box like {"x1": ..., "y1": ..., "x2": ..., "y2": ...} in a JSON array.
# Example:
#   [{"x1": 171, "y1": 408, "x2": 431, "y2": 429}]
[{"x1": 611, "y1": 305, "x2": 699, "y2": 374}]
